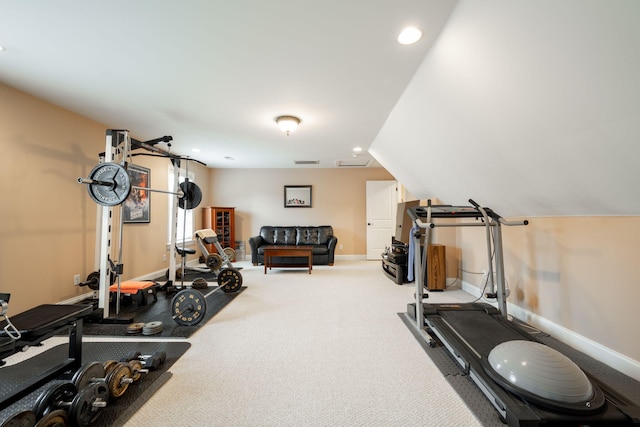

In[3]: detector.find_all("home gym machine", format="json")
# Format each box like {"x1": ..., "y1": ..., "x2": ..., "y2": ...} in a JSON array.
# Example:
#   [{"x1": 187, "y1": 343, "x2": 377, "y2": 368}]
[
  {"x1": 405, "y1": 200, "x2": 640, "y2": 426},
  {"x1": 76, "y1": 129, "x2": 243, "y2": 325}
]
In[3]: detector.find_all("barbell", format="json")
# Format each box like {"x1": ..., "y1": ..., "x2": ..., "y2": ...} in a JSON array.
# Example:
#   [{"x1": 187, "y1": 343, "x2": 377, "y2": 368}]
[{"x1": 78, "y1": 162, "x2": 202, "y2": 208}]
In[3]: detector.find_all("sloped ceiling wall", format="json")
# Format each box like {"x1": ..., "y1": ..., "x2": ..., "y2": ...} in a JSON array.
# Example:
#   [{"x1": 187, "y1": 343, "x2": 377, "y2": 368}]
[{"x1": 370, "y1": 0, "x2": 640, "y2": 217}]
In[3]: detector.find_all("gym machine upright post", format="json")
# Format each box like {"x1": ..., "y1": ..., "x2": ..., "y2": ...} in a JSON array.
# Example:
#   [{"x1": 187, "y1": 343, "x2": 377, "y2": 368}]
[{"x1": 77, "y1": 129, "x2": 215, "y2": 321}]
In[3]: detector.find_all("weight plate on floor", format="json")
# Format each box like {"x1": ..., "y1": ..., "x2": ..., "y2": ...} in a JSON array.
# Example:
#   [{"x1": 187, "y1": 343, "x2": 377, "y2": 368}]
[
  {"x1": 0, "y1": 410, "x2": 36, "y2": 427},
  {"x1": 86, "y1": 162, "x2": 131, "y2": 207},
  {"x1": 217, "y1": 268, "x2": 243, "y2": 292},
  {"x1": 191, "y1": 277, "x2": 208, "y2": 290},
  {"x1": 33, "y1": 409, "x2": 68, "y2": 427},
  {"x1": 142, "y1": 321, "x2": 163, "y2": 335},
  {"x1": 171, "y1": 288, "x2": 207, "y2": 326},
  {"x1": 105, "y1": 363, "x2": 133, "y2": 398},
  {"x1": 72, "y1": 361, "x2": 105, "y2": 391},
  {"x1": 69, "y1": 381, "x2": 109, "y2": 427},
  {"x1": 126, "y1": 323, "x2": 145, "y2": 334},
  {"x1": 152, "y1": 351, "x2": 167, "y2": 364},
  {"x1": 128, "y1": 360, "x2": 143, "y2": 381},
  {"x1": 33, "y1": 382, "x2": 76, "y2": 419}
]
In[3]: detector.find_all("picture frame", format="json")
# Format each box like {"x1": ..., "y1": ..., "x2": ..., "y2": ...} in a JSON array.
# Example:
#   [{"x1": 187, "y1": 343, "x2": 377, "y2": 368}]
[
  {"x1": 284, "y1": 185, "x2": 312, "y2": 208},
  {"x1": 123, "y1": 164, "x2": 151, "y2": 223}
]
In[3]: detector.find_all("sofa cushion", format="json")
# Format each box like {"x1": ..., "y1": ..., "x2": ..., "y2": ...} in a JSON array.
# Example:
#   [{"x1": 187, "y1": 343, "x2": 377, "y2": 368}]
[
  {"x1": 296, "y1": 226, "x2": 333, "y2": 245},
  {"x1": 260, "y1": 226, "x2": 296, "y2": 245}
]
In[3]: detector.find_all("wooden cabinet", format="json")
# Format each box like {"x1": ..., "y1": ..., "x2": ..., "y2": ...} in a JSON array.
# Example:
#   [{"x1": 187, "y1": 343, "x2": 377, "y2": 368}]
[
  {"x1": 202, "y1": 207, "x2": 235, "y2": 253},
  {"x1": 427, "y1": 244, "x2": 446, "y2": 291}
]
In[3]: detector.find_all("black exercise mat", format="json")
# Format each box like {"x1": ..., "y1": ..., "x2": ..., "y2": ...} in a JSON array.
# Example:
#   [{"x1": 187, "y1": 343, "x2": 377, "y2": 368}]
[
  {"x1": 83, "y1": 286, "x2": 245, "y2": 338},
  {"x1": 399, "y1": 313, "x2": 640, "y2": 426},
  {"x1": 0, "y1": 340, "x2": 191, "y2": 426}
]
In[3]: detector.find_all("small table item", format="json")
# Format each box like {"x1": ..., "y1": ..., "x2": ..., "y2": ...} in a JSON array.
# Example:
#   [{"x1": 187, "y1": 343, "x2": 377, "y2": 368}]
[{"x1": 263, "y1": 245, "x2": 313, "y2": 274}]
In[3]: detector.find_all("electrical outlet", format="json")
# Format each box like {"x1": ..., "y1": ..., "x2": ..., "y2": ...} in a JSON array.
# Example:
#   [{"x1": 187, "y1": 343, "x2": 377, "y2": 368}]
[
  {"x1": 73, "y1": 274, "x2": 81, "y2": 286},
  {"x1": 339, "y1": 244, "x2": 343, "y2": 250},
  {"x1": 163, "y1": 254, "x2": 167, "y2": 262}
]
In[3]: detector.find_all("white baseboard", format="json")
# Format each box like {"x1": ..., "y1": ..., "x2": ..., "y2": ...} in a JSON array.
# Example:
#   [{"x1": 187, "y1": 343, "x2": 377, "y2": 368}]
[
  {"x1": 460, "y1": 281, "x2": 640, "y2": 382},
  {"x1": 335, "y1": 254, "x2": 367, "y2": 261}
]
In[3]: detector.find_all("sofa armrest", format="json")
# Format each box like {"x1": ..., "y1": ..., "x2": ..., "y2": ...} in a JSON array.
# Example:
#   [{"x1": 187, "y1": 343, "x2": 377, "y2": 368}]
[
  {"x1": 327, "y1": 236, "x2": 338, "y2": 265},
  {"x1": 248, "y1": 235, "x2": 264, "y2": 264}
]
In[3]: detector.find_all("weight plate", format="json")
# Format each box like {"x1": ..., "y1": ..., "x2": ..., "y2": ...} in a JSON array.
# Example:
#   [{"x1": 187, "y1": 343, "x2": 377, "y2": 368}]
[
  {"x1": 205, "y1": 253, "x2": 222, "y2": 271},
  {"x1": 86, "y1": 162, "x2": 131, "y2": 207},
  {"x1": 69, "y1": 381, "x2": 109, "y2": 427},
  {"x1": 85, "y1": 272, "x2": 100, "y2": 291},
  {"x1": 33, "y1": 409, "x2": 68, "y2": 427},
  {"x1": 171, "y1": 288, "x2": 207, "y2": 326},
  {"x1": 33, "y1": 382, "x2": 76, "y2": 419},
  {"x1": 0, "y1": 410, "x2": 36, "y2": 427},
  {"x1": 103, "y1": 360, "x2": 118, "y2": 376},
  {"x1": 152, "y1": 351, "x2": 167, "y2": 364},
  {"x1": 191, "y1": 277, "x2": 208, "y2": 290},
  {"x1": 126, "y1": 323, "x2": 145, "y2": 334},
  {"x1": 142, "y1": 321, "x2": 163, "y2": 335},
  {"x1": 105, "y1": 363, "x2": 132, "y2": 399},
  {"x1": 217, "y1": 268, "x2": 243, "y2": 293},
  {"x1": 128, "y1": 360, "x2": 143, "y2": 381},
  {"x1": 223, "y1": 247, "x2": 236, "y2": 262},
  {"x1": 178, "y1": 181, "x2": 202, "y2": 210},
  {"x1": 72, "y1": 362, "x2": 105, "y2": 391}
]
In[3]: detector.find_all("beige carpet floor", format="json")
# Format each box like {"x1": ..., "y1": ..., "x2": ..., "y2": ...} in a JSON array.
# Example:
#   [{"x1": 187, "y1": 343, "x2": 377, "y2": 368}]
[{"x1": 122, "y1": 260, "x2": 482, "y2": 427}]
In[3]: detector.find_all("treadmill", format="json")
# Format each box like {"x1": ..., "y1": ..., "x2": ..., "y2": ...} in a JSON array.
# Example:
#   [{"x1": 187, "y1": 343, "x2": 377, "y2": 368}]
[{"x1": 405, "y1": 200, "x2": 640, "y2": 426}]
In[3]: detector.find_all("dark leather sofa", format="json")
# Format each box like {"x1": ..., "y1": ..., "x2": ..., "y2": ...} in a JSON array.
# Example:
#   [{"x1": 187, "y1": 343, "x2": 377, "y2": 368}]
[{"x1": 248, "y1": 226, "x2": 337, "y2": 266}]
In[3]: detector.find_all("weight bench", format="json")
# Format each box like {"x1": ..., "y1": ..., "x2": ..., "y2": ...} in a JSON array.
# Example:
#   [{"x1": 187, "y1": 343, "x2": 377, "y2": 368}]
[
  {"x1": 0, "y1": 303, "x2": 93, "y2": 410},
  {"x1": 109, "y1": 281, "x2": 158, "y2": 306}
]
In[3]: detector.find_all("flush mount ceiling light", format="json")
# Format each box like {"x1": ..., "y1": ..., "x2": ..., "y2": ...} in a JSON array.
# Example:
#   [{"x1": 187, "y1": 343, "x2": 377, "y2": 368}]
[
  {"x1": 275, "y1": 115, "x2": 301, "y2": 136},
  {"x1": 397, "y1": 27, "x2": 423, "y2": 45}
]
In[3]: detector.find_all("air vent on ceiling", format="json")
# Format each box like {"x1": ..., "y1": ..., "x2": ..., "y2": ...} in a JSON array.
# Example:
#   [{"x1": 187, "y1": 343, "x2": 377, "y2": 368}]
[
  {"x1": 294, "y1": 160, "x2": 320, "y2": 165},
  {"x1": 335, "y1": 159, "x2": 371, "y2": 167}
]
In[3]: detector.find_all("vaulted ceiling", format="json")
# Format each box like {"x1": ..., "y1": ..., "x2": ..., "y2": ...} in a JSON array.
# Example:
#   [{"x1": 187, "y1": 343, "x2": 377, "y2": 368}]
[{"x1": 2, "y1": 1, "x2": 639, "y2": 217}]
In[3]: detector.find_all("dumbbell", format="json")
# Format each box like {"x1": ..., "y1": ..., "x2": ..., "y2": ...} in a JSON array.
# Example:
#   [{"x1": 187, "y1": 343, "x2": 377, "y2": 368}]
[
  {"x1": 72, "y1": 361, "x2": 134, "y2": 399},
  {"x1": 33, "y1": 381, "x2": 108, "y2": 427},
  {"x1": 120, "y1": 350, "x2": 167, "y2": 371}
]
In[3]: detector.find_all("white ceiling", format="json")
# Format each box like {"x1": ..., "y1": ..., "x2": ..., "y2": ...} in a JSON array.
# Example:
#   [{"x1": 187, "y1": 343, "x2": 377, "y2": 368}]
[{"x1": 0, "y1": 0, "x2": 457, "y2": 169}]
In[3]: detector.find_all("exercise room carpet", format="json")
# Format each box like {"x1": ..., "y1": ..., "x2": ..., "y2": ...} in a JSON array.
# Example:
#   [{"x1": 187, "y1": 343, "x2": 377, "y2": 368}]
[
  {"x1": 83, "y1": 286, "x2": 245, "y2": 338},
  {"x1": 0, "y1": 340, "x2": 191, "y2": 427}
]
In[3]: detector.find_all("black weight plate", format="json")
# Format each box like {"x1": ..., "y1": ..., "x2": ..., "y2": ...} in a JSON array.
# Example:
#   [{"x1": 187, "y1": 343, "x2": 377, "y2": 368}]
[
  {"x1": 85, "y1": 272, "x2": 100, "y2": 291},
  {"x1": 217, "y1": 268, "x2": 243, "y2": 292},
  {"x1": 178, "y1": 181, "x2": 202, "y2": 210},
  {"x1": 171, "y1": 288, "x2": 207, "y2": 326},
  {"x1": 33, "y1": 382, "x2": 76, "y2": 419},
  {"x1": 152, "y1": 351, "x2": 167, "y2": 364},
  {"x1": 86, "y1": 162, "x2": 131, "y2": 207},
  {"x1": 72, "y1": 362, "x2": 105, "y2": 391},
  {"x1": 34, "y1": 409, "x2": 67, "y2": 427},
  {"x1": 69, "y1": 381, "x2": 109, "y2": 427},
  {"x1": 0, "y1": 410, "x2": 36, "y2": 427}
]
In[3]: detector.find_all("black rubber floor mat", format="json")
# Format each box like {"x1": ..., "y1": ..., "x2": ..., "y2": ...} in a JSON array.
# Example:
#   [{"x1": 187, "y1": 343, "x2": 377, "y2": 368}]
[
  {"x1": 0, "y1": 340, "x2": 191, "y2": 426},
  {"x1": 83, "y1": 287, "x2": 245, "y2": 338}
]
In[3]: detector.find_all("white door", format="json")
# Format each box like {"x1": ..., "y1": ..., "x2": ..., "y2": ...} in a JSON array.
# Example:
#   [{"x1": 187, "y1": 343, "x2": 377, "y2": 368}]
[{"x1": 366, "y1": 180, "x2": 397, "y2": 260}]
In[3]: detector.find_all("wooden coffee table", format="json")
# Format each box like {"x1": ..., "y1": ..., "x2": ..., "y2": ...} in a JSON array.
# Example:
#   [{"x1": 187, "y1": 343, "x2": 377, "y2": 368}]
[{"x1": 263, "y1": 245, "x2": 313, "y2": 274}]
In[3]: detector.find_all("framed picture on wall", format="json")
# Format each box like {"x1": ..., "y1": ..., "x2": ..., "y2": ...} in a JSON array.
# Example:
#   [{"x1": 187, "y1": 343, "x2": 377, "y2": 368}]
[
  {"x1": 124, "y1": 164, "x2": 150, "y2": 223},
  {"x1": 284, "y1": 185, "x2": 312, "y2": 208}
]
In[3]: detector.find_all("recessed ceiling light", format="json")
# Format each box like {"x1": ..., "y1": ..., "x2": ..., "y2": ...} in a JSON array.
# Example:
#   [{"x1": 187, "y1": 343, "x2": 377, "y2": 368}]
[
  {"x1": 397, "y1": 27, "x2": 423, "y2": 45},
  {"x1": 0, "y1": 45, "x2": 5, "y2": 52},
  {"x1": 353, "y1": 147, "x2": 363, "y2": 152}
]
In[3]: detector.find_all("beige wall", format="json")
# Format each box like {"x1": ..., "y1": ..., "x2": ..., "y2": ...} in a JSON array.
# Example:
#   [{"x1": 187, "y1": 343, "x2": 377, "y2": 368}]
[
  {"x1": 0, "y1": 83, "x2": 209, "y2": 314},
  {"x1": 447, "y1": 216, "x2": 640, "y2": 365},
  {"x1": 205, "y1": 168, "x2": 395, "y2": 256}
]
